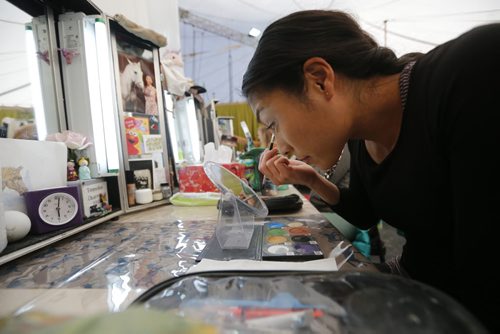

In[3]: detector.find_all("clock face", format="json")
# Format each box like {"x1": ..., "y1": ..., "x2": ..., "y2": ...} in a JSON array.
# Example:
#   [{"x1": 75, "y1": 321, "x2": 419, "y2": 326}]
[{"x1": 38, "y1": 192, "x2": 78, "y2": 226}]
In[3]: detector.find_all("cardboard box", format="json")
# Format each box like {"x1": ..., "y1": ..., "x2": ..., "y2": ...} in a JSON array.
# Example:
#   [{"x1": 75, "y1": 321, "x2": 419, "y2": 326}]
[{"x1": 177, "y1": 163, "x2": 244, "y2": 193}]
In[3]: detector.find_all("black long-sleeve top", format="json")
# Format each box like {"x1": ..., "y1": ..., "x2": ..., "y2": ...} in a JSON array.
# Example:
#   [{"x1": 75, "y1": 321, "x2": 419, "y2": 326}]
[{"x1": 332, "y1": 24, "x2": 500, "y2": 332}]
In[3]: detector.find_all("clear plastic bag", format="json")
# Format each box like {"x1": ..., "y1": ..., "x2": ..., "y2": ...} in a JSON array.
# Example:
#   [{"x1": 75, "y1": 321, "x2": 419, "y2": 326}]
[{"x1": 135, "y1": 271, "x2": 487, "y2": 333}]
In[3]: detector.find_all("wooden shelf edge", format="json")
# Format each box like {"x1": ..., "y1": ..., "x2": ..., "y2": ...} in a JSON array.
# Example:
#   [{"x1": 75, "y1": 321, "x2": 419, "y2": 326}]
[{"x1": 125, "y1": 199, "x2": 170, "y2": 213}]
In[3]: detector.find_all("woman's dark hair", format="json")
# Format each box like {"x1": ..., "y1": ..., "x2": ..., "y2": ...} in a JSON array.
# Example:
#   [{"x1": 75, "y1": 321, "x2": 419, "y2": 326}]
[{"x1": 242, "y1": 10, "x2": 422, "y2": 98}]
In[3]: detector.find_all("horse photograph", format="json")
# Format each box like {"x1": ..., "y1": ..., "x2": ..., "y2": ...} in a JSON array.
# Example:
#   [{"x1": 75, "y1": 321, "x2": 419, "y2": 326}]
[{"x1": 117, "y1": 52, "x2": 156, "y2": 114}]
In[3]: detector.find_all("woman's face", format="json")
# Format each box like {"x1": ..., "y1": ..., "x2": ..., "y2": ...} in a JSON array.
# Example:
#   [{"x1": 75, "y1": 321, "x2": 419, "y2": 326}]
[
  {"x1": 145, "y1": 75, "x2": 153, "y2": 85},
  {"x1": 249, "y1": 88, "x2": 348, "y2": 170}
]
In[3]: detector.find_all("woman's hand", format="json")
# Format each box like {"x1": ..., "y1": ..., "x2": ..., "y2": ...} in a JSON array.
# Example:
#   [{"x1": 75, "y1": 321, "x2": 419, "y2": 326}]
[{"x1": 259, "y1": 148, "x2": 319, "y2": 187}]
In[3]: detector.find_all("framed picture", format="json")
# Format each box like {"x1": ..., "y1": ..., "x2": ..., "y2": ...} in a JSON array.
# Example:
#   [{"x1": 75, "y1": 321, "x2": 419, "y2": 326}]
[
  {"x1": 117, "y1": 51, "x2": 158, "y2": 116},
  {"x1": 129, "y1": 159, "x2": 154, "y2": 190},
  {"x1": 124, "y1": 113, "x2": 150, "y2": 156}
]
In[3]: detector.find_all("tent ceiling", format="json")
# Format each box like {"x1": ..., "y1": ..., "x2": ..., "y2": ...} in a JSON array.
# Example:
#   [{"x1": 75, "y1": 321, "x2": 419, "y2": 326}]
[{"x1": 177, "y1": 0, "x2": 499, "y2": 103}]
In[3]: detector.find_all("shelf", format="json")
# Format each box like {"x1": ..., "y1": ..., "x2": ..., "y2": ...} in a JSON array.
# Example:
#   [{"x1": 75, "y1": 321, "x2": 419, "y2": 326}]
[
  {"x1": 125, "y1": 198, "x2": 169, "y2": 213},
  {"x1": 0, "y1": 209, "x2": 124, "y2": 266}
]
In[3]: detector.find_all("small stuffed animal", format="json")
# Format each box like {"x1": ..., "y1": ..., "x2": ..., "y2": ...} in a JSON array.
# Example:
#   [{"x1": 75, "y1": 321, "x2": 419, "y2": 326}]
[
  {"x1": 77, "y1": 157, "x2": 91, "y2": 180},
  {"x1": 161, "y1": 50, "x2": 193, "y2": 96}
]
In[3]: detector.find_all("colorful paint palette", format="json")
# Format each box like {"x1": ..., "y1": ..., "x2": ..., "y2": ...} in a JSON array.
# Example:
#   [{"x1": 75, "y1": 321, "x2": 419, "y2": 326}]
[{"x1": 261, "y1": 221, "x2": 324, "y2": 261}]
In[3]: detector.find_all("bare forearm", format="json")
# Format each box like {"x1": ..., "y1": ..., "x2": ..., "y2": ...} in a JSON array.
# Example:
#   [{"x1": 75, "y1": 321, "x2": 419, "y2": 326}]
[{"x1": 308, "y1": 173, "x2": 340, "y2": 205}]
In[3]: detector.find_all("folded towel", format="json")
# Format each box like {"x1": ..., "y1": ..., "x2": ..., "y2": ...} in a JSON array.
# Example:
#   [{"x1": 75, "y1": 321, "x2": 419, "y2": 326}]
[{"x1": 114, "y1": 14, "x2": 167, "y2": 47}]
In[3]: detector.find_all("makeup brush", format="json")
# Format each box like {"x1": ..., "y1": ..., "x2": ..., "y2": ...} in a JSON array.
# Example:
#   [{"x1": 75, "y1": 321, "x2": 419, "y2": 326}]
[{"x1": 261, "y1": 133, "x2": 275, "y2": 190}]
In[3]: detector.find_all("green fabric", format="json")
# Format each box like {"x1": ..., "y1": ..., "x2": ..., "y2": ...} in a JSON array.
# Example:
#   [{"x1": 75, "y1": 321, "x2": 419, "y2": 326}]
[
  {"x1": 216, "y1": 103, "x2": 259, "y2": 151},
  {"x1": 2, "y1": 308, "x2": 216, "y2": 334},
  {"x1": 169, "y1": 192, "x2": 220, "y2": 206}
]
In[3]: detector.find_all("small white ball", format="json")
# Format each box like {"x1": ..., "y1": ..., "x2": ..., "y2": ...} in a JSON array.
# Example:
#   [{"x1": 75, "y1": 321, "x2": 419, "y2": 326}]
[{"x1": 5, "y1": 211, "x2": 31, "y2": 242}]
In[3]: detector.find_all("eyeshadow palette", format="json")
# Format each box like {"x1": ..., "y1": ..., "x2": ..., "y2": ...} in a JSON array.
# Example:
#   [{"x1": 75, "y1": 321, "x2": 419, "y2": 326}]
[{"x1": 261, "y1": 221, "x2": 324, "y2": 261}]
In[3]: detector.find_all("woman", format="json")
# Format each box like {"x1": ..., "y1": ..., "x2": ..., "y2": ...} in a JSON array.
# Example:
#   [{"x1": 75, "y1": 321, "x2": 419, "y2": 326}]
[
  {"x1": 144, "y1": 74, "x2": 158, "y2": 115},
  {"x1": 243, "y1": 10, "x2": 499, "y2": 331}
]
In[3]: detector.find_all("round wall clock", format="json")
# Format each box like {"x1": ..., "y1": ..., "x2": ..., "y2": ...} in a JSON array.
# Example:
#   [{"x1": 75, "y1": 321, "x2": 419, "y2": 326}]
[
  {"x1": 24, "y1": 186, "x2": 83, "y2": 234},
  {"x1": 38, "y1": 192, "x2": 78, "y2": 225}
]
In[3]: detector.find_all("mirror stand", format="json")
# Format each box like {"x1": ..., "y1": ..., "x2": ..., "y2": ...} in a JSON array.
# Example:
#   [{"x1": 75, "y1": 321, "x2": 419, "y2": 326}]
[{"x1": 216, "y1": 191, "x2": 255, "y2": 249}]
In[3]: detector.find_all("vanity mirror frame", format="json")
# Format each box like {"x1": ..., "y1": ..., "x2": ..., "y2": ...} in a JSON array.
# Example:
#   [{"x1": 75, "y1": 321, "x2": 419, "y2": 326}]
[
  {"x1": 3, "y1": 1, "x2": 66, "y2": 140},
  {"x1": 0, "y1": 0, "x2": 125, "y2": 266},
  {"x1": 109, "y1": 19, "x2": 173, "y2": 213}
]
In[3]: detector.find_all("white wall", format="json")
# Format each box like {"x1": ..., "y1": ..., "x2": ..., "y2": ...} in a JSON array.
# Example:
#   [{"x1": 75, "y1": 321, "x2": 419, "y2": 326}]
[{"x1": 92, "y1": 0, "x2": 181, "y2": 51}]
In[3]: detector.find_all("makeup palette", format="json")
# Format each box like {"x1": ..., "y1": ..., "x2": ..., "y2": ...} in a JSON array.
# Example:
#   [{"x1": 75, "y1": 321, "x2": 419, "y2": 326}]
[{"x1": 261, "y1": 221, "x2": 324, "y2": 261}]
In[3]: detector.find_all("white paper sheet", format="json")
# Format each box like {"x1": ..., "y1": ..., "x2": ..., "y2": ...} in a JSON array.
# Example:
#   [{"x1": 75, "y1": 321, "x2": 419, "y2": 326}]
[{"x1": 187, "y1": 257, "x2": 338, "y2": 274}]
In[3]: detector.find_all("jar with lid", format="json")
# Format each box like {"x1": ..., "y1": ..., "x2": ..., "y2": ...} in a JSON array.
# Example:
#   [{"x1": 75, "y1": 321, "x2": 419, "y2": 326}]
[{"x1": 160, "y1": 183, "x2": 172, "y2": 199}]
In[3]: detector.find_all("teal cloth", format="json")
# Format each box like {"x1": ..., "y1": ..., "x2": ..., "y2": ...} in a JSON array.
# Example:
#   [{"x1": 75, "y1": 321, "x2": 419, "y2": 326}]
[
  {"x1": 322, "y1": 212, "x2": 371, "y2": 258},
  {"x1": 352, "y1": 230, "x2": 371, "y2": 258}
]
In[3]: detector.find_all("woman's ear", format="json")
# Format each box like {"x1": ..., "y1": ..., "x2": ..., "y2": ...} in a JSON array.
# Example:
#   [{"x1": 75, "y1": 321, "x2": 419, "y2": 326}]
[{"x1": 303, "y1": 57, "x2": 334, "y2": 99}]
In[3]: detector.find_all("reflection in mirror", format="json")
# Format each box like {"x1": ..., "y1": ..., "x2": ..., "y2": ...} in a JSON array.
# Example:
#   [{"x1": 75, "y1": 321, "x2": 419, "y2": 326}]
[
  {"x1": 164, "y1": 92, "x2": 180, "y2": 163},
  {"x1": 204, "y1": 161, "x2": 268, "y2": 218},
  {"x1": 0, "y1": 0, "x2": 59, "y2": 140},
  {"x1": 171, "y1": 96, "x2": 202, "y2": 164}
]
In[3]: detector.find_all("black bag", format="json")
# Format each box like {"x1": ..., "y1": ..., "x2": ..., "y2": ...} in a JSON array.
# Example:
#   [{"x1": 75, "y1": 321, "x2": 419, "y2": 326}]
[
  {"x1": 262, "y1": 194, "x2": 303, "y2": 214},
  {"x1": 218, "y1": 194, "x2": 303, "y2": 215}
]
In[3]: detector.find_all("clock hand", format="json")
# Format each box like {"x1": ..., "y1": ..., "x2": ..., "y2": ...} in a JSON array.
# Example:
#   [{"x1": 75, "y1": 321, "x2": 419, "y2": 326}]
[{"x1": 57, "y1": 197, "x2": 61, "y2": 218}]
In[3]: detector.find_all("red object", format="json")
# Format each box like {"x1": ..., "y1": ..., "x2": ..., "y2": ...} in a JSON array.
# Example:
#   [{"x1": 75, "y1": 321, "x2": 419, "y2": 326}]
[
  {"x1": 177, "y1": 163, "x2": 245, "y2": 192},
  {"x1": 229, "y1": 307, "x2": 324, "y2": 320}
]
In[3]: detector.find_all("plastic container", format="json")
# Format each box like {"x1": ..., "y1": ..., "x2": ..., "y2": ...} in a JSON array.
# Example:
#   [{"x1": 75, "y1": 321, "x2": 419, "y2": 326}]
[
  {"x1": 160, "y1": 183, "x2": 172, "y2": 199},
  {"x1": 153, "y1": 191, "x2": 163, "y2": 201},
  {"x1": 135, "y1": 189, "x2": 153, "y2": 204}
]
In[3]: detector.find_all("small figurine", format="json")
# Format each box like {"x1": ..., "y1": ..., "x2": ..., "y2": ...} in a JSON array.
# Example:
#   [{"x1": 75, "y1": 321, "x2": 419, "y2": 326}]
[
  {"x1": 100, "y1": 193, "x2": 112, "y2": 213},
  {"x1": 77, "y1": 157, "x2": 91, "y2": 180},
  {"x1": 67, "y1": 160, "x2": 78, "y2": 181}
]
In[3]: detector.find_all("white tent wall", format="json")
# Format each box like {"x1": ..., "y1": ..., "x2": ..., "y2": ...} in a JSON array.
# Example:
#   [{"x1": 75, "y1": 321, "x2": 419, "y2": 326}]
[
  {"x1": 176, "y1": 0, "x2": 499, "y2": 103},
  {"x1": 2, "y1": 0, "x2": 498, "y2": 105},
  {"x1": 0, "y1": 1, "x2": 34, "y2": 107}
]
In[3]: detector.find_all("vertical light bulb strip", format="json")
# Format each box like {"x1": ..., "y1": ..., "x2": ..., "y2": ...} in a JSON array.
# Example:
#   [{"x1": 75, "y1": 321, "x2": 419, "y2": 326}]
[
  {"x1": 94, "y1": 18, "x2": 119, "y2": 173},
  {"x1": 83, "y1": 18, "x2": 107, "y2": 174},
  {"x1": 25, "y1": 24, "x2": 47, "y2": 140},
  {"x1": 166, "y1": 110, "x2": 180, "y2": 162},
  {"x1": 186, "y1": 97, "x2": 201, "y2": 162}
]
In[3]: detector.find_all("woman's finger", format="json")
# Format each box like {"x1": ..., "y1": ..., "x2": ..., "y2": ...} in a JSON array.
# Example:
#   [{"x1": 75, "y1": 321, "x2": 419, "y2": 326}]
[
  {"x1": 265, "y1": 154, "x2": 283, "y2": 179},
  {"x1": 259, "y1": 148, "x2": 278, "y2": 174},
  {"x1": 274, "y1": 156, "x2": 292, "y2": 183}
]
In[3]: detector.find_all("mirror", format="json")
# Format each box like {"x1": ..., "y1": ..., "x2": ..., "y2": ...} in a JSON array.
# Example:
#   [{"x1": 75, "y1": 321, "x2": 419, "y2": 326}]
[
  {"x1": 169, "y1": 96, "x2": 202, "y2": 164},
  {"x1": 0, "y1": 0, "x2": 61, "y2": 141},
  {"x1": 204, "y1": 161, "x2": 267, "y2": 249},
  {"x1": 204, "y1": 161, "x2": 268, "y2": 217}
]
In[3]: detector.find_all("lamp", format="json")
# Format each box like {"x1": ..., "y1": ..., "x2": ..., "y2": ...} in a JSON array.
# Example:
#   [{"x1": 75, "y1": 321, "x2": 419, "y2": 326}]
[
  {"x1": 164, "y1": 91, "x2": 180, "y2": 163},
  {"x1": 248, "y1": 27, "x2": 261, "y2": 38},
  {"x1": 25, "y1": 24, "x2": 47, "y2": 140},
  {"x1": 94, "y1": 18, "x2": 120, "y2": 173},
  {"x1": 59, "y1": 13, "x2": 120, "y2": 176},
  {"x1": 185, "y1": 97, "x2": 201, "y2": 162}
]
